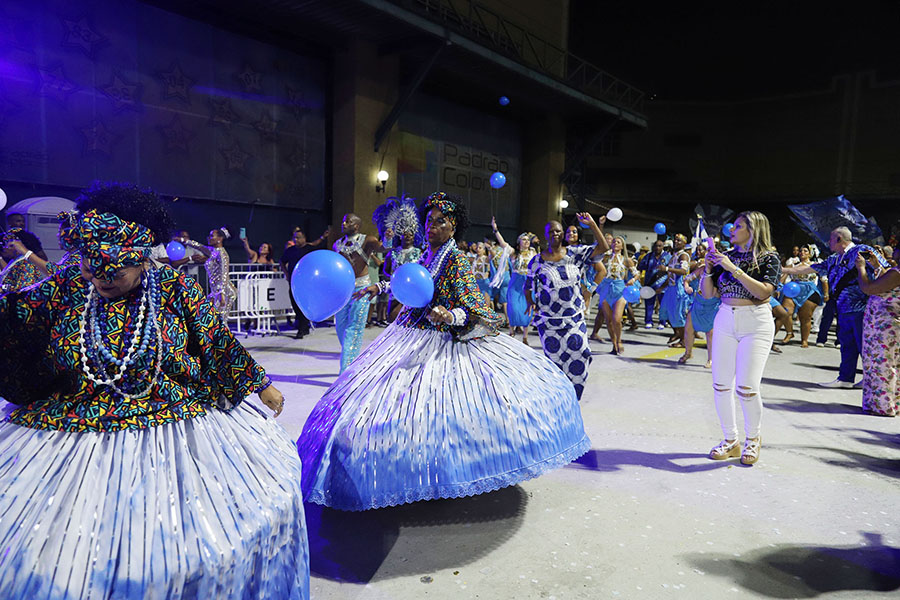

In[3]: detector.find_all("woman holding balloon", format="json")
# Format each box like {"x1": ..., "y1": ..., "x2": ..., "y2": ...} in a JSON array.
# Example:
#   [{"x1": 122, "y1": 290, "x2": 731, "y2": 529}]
[
  {"x1": 597, "y1": 237, "x2": 639, "y2": 355},
  {"x1": 777, "y1": 245, "x2": 823, "y2": 348},
  {"x1": 297, "y1": 192, "x2": 590, "y2": 511},
  {"x1": 525, "y1": 215, "x2": 610, "y2": 398}
]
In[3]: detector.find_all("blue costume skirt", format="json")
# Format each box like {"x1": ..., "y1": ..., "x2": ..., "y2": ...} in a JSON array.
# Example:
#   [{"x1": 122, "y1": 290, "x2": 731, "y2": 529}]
[
  {"x1": 0, "y1": 400, "x2": 309, "y2": 600},
  {"x1": 660, "y1": 285, "x2": 690, "y2": 327},
  {"x1": 787, "y1": 281, "x2": 821, "y2": 312},
  {"x1": 476, "y1": 278, "x2": 492, "y2": 294},
  {"x1": 601, "y1": 278, "x2": 626, "y2": 306},
  {"x1": 297, "y1": 324, "x2": 591, "y2": 511},
  {"x1": 491, "y1": 272, "x2": 509, "y2": 303},
  {"x1": 769, "y1": 295, "x2": 782, "y2": 309},
  {"x1": 594, "y1": 279, "x2": 609, "y2": 306},
  {"x1": 690, "y1": 295, "x2": 722, "y2": 333},
  {"x1": 507, "y1": 272, "x2": 531, "y2": 327}
]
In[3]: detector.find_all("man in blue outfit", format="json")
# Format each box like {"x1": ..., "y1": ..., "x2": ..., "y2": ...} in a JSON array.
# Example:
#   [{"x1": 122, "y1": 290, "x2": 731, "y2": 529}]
[
  {"x1": 783, "y1": 227, "x2": 888, "y2": 388},
  {"x1": 637, "y1": 239, "x2": 670, "y2": 328}
]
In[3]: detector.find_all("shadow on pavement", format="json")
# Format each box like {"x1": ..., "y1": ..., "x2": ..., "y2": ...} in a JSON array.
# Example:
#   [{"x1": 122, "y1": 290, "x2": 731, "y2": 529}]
[
  {"x1": 802, "y1": 445, "x2": 900, "y2": 479},
  {"x1": 307, "y1": 485, "x2": 528, "y2": 583},
  {"x1": 568, "y1": 448, "x2": 734, "y2": 473},
  {"x1": 764, "y1": 398, "x2": 861, "y2": 415},
  {"x1": 685, "y1": 534, "x2": 900, "y2": 597}
]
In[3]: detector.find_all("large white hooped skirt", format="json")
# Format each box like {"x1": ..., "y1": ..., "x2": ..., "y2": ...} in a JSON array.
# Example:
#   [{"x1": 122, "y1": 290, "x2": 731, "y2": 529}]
[
  {"x1": 298, "y1": 324, "x2": 590, "y2": 511},
  {"x1": 0, "y1": 401, "x2": 309, "y2": 600}
]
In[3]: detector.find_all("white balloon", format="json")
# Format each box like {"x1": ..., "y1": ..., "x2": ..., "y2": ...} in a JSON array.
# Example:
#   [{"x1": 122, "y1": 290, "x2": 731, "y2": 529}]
[
  {"x1": 606, "y1": 207, "x2": 623, "y2": 222},
  {"x1": 639, "y1": 286, "x2": 656, "y2": 299},
  {"x1": 0, "y1": 188, "x2": 6, "y2": 212}
]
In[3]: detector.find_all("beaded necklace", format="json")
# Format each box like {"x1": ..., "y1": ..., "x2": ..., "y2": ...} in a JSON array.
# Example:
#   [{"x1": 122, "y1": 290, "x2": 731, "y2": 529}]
[
  {"x1": 78, "y1": 268, "x2": 163, "y2": 400},
  {"x1": 396, "y1": 238, "x2": 456, "y2": 328}
]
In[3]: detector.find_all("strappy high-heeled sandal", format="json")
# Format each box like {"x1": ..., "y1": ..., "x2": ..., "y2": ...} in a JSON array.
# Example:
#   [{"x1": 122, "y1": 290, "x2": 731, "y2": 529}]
[
  {"x1": 741, "y1": 437, "x2": 761, "y2": 466},
  {"x1": 709, "y1": 439, "x2": 740, "y2": 460}
]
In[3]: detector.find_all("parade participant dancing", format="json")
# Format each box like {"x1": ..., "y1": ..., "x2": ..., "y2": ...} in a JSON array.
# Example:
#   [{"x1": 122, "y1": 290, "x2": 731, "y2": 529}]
[
  {"x1": 597, "y1": 236, "x2": 639, "y2": 355},
  {"x1": 333, "y1": 213, "x2": 384, "y2": 372},
  {"x1": 778, "y1": 245, "x2": 825, "y2": 348},
  {"x1": 659, "y1": 233, "x2": 692, "y2": 347},
  {"x1": 471, "y1": 242, "x2": 493, "y2": 304},
  {"x1": 526, "y1": 215, "x2": 609, "y2": 398},
  {"x1": 0, "y1": 230, "x2": 43, "y2": 292},
  {"x1": 491, "y1": 218, "x2": 537, "y2": 344},
  {"x1": 186, "y1": 227, "x2": 237, "y2": 319},
  {"x1": 783, "y1": 227, "x2": 888, "y2": 387},
  {"x1": 638, "y1": 240, "x2": 671, "y2": 329},
  {"x1": 373, "y1": 195, "x2": 425, "y2": 321},
  {"x1": 679, "y1": 244, "x2": 719, "y2": 367},
  {"x1": 297, "y1": 192, "x2": 590, "y2": 511},
  {"x1": 702, "y1": 211, "x2": 781, "y2": 466},
  {"x1": 0, "y1": 182, "x2": 308, "y2": 599}
]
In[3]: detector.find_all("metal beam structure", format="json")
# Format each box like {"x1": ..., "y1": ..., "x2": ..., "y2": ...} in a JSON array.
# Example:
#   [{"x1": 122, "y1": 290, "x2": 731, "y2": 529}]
[{"x1": 373, "y1": 42, "x2": 446, "y2": 152}]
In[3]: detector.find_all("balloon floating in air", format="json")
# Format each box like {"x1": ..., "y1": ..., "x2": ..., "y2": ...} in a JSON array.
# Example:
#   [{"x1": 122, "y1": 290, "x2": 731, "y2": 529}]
[
  {"x1": 391, "y1": 263, "x2": 434, "y2": 308},
  {"x1": 606, "y1": 207, "x2": 623, "y2": 222},
  {"x1": 489, "y1": 172, "x2": 507, "y2": 189},
  {"x1": 292, "y1": 250, "x2": 355, "y2": 322},
  {"x1": 499, "y1": 96, "x2": 510, "y2": 106},
  {"x1": 654, "y1": 223, "x2": 667, "y2": 235}
]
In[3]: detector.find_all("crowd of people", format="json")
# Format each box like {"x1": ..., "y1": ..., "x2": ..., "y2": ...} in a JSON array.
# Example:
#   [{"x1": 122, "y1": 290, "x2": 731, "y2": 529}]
[{"x1": 0, "y1": 182, "x2": 898, "y2": 598}]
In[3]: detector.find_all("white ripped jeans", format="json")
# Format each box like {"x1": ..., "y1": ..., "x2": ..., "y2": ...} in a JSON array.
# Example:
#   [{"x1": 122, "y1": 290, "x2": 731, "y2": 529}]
[{"x1": 711, "y1": 303, "x2": 775, "y2": 440}]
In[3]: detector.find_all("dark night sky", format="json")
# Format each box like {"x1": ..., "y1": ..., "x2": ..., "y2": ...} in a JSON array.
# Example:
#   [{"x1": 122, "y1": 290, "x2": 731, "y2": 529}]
[{"x1": 570, "y1": 0, "x2": 900, "y2": 101}]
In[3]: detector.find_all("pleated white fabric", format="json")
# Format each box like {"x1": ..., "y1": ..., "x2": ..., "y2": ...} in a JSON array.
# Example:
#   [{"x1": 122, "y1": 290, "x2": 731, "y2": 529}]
[
  {"x1": 298, "y1": 325, "x2": 590, "y2": 511},
  {"x1": 0, "y1": 400, "x2": 309, "y2": 600}
]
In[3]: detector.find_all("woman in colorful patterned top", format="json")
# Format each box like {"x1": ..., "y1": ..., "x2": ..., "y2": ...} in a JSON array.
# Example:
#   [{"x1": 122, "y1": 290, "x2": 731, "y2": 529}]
[
  {"x1": 0, "y1": 229, "x2": 43, "y2": 292},
  {"x1": 0, "y1": 183, "x2": 309, "y2": 599},
  {"x1": 297, "y1": 192, "x2": 590, "y2": 511},
  {"x1": 597, "y1": 236, "x2": 639, "y2": 355},
  {"x1": 701, "y1": 211, "x2": 781, "y2": 466},
  {"x1": 526, "y1": 216, "x2": 610, "y2": 399},
  {"x1": 491, "y1": 218, "x2": 537, "y2": 344},
  {"x1": 857, "y1": 247, "x2": 900, "y2": 416}
]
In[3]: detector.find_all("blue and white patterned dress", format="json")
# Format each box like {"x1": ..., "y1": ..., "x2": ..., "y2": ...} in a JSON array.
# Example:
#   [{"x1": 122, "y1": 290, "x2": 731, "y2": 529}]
[{"x1": 526, "y1": 245, "x2": 597, "y2": 400}]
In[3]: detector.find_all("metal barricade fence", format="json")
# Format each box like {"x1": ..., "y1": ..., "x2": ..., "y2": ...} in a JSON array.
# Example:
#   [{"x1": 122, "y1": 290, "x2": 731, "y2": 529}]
[{"x1": 227, "y1": 263, "x2": 292, "y2": 336}]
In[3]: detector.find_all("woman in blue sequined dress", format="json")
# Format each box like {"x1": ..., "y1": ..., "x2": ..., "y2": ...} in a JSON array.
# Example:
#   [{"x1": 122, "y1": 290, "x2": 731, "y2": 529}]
[{"x1": 297, "y1": 192, "x2": 590, "y2": 511}]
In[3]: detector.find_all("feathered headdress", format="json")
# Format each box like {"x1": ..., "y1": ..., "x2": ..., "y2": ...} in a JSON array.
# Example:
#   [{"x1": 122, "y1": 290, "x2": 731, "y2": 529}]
[{"x1": 372, "y1": 194, "x2": 425, "y2": 248}]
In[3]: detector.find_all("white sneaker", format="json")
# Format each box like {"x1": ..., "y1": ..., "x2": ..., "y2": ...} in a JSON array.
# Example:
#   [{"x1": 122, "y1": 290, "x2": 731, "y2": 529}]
[
  {"x1": 818, "y1": 379, "x2": 854, "y2": 389},
  {"x1": 645, "y1": 323, "x2": 654, "y2": 329},
  {"x1": 658, "y1": 324, "x2": 666, "y2": 330},
  {"x1": 815, "y1": 342, "x2": 825, "y2": 347}
]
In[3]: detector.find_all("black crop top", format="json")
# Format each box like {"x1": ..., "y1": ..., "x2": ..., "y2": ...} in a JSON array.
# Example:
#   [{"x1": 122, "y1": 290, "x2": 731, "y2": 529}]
[{"x1": 712, "y1": 249, "x2": 782, "y2": 300}]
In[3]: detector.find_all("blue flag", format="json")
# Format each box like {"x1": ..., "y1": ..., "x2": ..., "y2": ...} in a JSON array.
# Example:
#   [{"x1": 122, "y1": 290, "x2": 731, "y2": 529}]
[{"x1": 787, "y1": 195, "x2": 884, "y2": 247}]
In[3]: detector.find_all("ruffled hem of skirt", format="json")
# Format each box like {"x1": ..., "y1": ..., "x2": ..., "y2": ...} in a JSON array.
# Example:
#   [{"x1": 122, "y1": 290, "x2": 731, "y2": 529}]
[{"x1": 306, "y1": 434, "x2": 591, "y2": 512}]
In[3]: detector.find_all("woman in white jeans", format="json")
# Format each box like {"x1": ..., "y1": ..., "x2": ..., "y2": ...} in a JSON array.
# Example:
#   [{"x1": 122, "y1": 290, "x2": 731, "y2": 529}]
[{"x1": 701, "y1": 211, "x2": 782, "y2": 465}]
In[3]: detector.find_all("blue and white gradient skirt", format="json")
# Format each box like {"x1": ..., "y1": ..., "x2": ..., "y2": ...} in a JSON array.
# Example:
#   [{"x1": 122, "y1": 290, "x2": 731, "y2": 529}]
[
  {"x1": 0, "y1": 401, "x2": 309, "y2": 600},
  {"x1": 298, "y1": 324, "x2": 591, "y2": 511}
]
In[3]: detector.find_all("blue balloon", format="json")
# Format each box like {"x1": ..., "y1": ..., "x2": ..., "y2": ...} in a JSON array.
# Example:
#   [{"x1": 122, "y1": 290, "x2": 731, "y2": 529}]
[
  {"x1": 391, "y1": 263, "x2": 434, "y2": 308},
  {"x1": 720, "y1": 240, "x2": 731, "y2": 249},
  {"x1": 654, "y1": 223, "x2": 667, "y2": 235},
  {"x1": 622, "y1": 285, "x2": 641, "y2": 304},
  {"x1": 783, "y1": 281, "x2": 802, "y2": 299},
  {"x1": 490, "y1": 172, "x2": 507, "y2": 189},
  {"x1": 166, "y1": 241, "x2": 185, "y2": 261},
  {"x1": 499, "y1": 96, "x2": 510, "y2": 106},
  {"x1": 291, "y1": 250, "x2": 355, "y2": 321},
  {"x1": 722, "y1": 223, "x2": 735, "y2": 237}
]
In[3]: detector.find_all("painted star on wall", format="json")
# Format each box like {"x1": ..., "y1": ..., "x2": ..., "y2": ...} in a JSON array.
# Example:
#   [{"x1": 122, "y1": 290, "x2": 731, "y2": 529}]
[
  {"x1": 208, "y1": 97, "x2": 241, "y2": 128},
  {"x1": 60, "y1": 15, "x2": 107, "y2": 59},
  {"x1": 157, "y1": 115, "x2": 195, "y2": 155},
  {"x1": 156, "y1": 61, "x2": 194, "y2": 104},
  {"x1": 99, "y1": 71, "x2": 143, "y2": 113},
  {"x1": 235, "y1": 64, "x2": 262, "y2": 93},
  {"x1": 36, "y1": 63, "x2": 79, "y2": 104},
  {"x1": 285, "y1": 84, "x2": 309, "y2": 120},
  {"x1": 219, "y1": 139, "x2": 251, "y2": 174},
  {"x1": 285, "y1": 143, "x2": 308, "y2": 171},
  {"x1": 252, "y1": 111, "x2": 277, "y2": 142},
  {"x1": 79, "y1": 119, "x2": 119, "y2": 156}
]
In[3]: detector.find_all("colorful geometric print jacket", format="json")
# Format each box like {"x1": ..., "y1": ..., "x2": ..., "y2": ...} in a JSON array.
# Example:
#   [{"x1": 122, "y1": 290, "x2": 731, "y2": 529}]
[{"x1": 0, "y1": 264, "x2": 267, "y2": 432}]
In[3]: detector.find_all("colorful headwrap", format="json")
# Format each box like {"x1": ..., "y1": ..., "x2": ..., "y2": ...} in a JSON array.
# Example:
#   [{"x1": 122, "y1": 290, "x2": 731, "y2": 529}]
[
  {"x1": 423, "y1": 191, "x2": 459, "y2": 228},
  {"x1": 57, "y1": 209, "x2": 154, "y2": 280}
]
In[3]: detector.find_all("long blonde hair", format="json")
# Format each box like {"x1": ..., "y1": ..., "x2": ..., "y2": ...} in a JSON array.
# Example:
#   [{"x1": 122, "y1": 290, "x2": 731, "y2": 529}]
[
  {"x1": 737, "y1": 210, "x2": 774, "y2": 266},
  {"x1": 612, "y1": 236, "x2": 630, "y2": 259}
]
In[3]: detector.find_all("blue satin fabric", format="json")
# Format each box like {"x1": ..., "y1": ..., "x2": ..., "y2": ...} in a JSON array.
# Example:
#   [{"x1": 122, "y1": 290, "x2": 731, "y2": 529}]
[
  {"x1": 0, "y1": 401, "x2": 309, "y2": 599},
  {"x1": 690, "y1": 294, "x2": 722, "y2": 333},
  {"x1": 297, "y1": 325, "x2": 590, "y2": 511},
  {"x1": 601, "y1": 278, "x2": 626, "y2": 306},
  {"x1": 660, "y1": 284, "x2": 690, "y2": 327}
]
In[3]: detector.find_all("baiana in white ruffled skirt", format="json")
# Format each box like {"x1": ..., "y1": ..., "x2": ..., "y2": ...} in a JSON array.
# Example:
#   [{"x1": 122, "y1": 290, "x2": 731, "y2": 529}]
[
  {"x1": 0, "y1": 400, "x2": 309, "y2": 600},
  {"x1": 298, "y1": 324, "x2": 591, "y2": 511}
]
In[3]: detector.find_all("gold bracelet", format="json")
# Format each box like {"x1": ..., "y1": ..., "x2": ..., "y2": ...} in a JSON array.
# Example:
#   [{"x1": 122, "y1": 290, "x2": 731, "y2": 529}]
[{"x1": 733, "y1": 268, "x2": 744, "y2": 278}]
